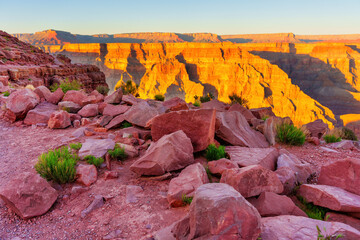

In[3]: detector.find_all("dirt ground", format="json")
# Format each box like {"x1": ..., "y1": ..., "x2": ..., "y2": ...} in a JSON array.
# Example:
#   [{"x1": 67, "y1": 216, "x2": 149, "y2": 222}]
[{"x1": 1, "y1": 118, "x2": 360, "y2": 240}]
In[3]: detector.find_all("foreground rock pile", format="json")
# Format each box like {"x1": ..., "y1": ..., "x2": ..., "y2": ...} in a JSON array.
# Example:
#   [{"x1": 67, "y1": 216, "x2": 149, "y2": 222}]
[{"x1": 1, "y1": 87, "x2": 360, "y2": 239}]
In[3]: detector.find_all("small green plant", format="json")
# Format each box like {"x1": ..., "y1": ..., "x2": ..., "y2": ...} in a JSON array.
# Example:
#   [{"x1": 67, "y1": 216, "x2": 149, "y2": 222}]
[
  {"x1": 181, "y1": 194, "x2": 193, "y2": 205},
  {"x1": 193, "y1": 100, "x2": 201, "y2": 107},
  {"x1": 154, "y1": 94, "x2": 165, "y2": 101},
  {"x1": 262, "y1": 115, "x2": 270, "y2": 121},
  {"x1": 342, "y1": 127, "x2": 357, "y2": 141},
  {"x1": 200, "y1": 92, "x2": 214, "y2": 103},
  {"x1": 117, "y1": 80, "x2": 139, "y2": 96},
  {"x1": 205, "y1": 144, "x2": 226, "y2": 161},
  {"x1": 2, "y1": 91, "x2": 10, "y2": 97},
  {"x1": 84, "y1": 155, "x2": 104, "y2": 168},
  {"x1": 323, "y1": 134, "x2": 341, "y2": 143},
  {"x1": 316, "y1": 225, "x2": 343, "y2": 240},
  {"x1": 1, "y1": 58, "x2": 7, "y2": 63},
  {"x1": 28, "y1": 78, "x2": 32, "y2": 81},
  {"x1": 96, "y1": 85, "x2": 110, "y2": 95},
  {"x1": 121, "y1": 121, "x2": 132, "y2": 129},
  {"x1": 69, "y1": 142, "x2": 82, "y2": 150},
  {"x1": 228, "y1": 93, "x2": 249, "y2": 107},
  {"x1": 276, "y1": 123, "x2": 306, "y2": 146},
  {"x1": 108, "y1": 144, "x2": 127, "y2": 161},
  {"x1": 205, "y1": 166, "x2": 213, "y2": 183},
  {"x1": 297, "y1": 196, "x2": 329, "y2": 220},
  {"x1": 50, "y1": 78, "x2": 82, "y2": 93},
  {"x1": 35, "y1": 147, "x2": 78, "y2": 184}
]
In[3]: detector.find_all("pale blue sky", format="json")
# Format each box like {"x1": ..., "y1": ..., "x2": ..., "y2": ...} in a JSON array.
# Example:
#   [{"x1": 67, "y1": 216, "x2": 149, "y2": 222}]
[{"x1": 1, "y1": 0, "x2": 359, "y2": 35}]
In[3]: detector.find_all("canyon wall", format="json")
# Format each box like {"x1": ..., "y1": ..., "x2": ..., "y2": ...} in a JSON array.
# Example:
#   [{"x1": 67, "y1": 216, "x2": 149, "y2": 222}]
[{"x1": 43, "y1": 42, "x2": 346, "y2": 127}]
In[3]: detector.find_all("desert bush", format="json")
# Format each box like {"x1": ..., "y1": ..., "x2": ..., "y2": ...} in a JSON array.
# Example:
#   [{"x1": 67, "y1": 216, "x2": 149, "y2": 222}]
[
  {"x1": 108, "y1": 144, "x2": 127, "y2": 161},
  {"x1": 117, "y1": 80, "x2": 139, "y2": 96},
  {"x1": 200, "y1": 93, "x2": 214, "y2": 103},
  {"x1": 69, "y1": 142, "x2": 82, "y2": 150},
  {"x1": 154, "y1": 94, "x2": 165, "y2": 101},
  {"x1": 276, "y1": 123, "x2": 306, "y2": 146},
  {"x1": 84, "y1": 155, "x2": 104, "y2": 168},
  {"x1": 50, "y1": 78, "x2": 82, "y2": 93},
  {"x1": 35, "y1": 147, "x2": 78, "y2": 184},
  {"x1": 228, "y1": 93, "x2": 249, "y2": 107},
  {"x1": 342, "y1": 127, "x2": 358, "y2": 141},
  {"x1": 181, "y1": 194, "x2": 193, "y2": 205},
  {"x1": 205, "y1": 144, "x2": 226, "y2": 161},
  {"x1": 121, "y1": 121, "x2": 132, "y2": 129},
  {"x1": 323, "y1": 134, "x2": 341, "y2": 143},
  {"x1": 96, "y1": 85, "x2": 110, "y2": 95},
  {"x1": 2, "y1": 91, "x2": 10, "y2": 97},
  {"x1": 193, "y1": 100, "x2": 201, "y2": 107}
]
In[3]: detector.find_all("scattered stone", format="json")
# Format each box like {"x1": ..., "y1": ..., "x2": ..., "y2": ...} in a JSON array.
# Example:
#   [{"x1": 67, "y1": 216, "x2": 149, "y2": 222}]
[
  {"x1": 329, "y1": 140, "x2": 356, "y2": 150},
  {"x1": 201, "y1": 99, "x2": 228, "y2": 112},
  {"x1": 216, "y1": 111, "x2": 269, "y2": 148},
  {"x1": 63, "y1": 90, "x2": 88, "y2": 106},
  {"x1": 226, "y1": 146, "x2": 278, "y2": 170},
  {"x1": 78, "y1": 138, "x2": 115, "y2": 159},
  {"x1": 318, "y1": 158, "x2": 360, "y2": 195},
  {"x1": 228, "y1": 103, "x2": 256, "y2": 124},
  {"x1": 320, "y1": 146, "x2": 339, "y2": 153},
  {"x1": 48, "y1": 110, "x2": 71, "y2": 129},
  {"x1": 220, "y1": 165, "x2": 283, "y2": 198},
  {"x1": 325, "y1": 212, "x2": 360, "y2": 231},
  {"x1": 302, "y1": 119, "x2": 329, "y2": 138},
  {"x1": 247, "y1": 192, "x2": 306, "y2": 217},
  {"x1": 24, "y1": 102, "x2": 57, "y2": 125},
  {"x1": 123, "y1": 101, "x2": 159, "y2": 128},
  {"x1": 81, "y1": 195, "x2": 104, "y2": 218},
  {"x1": 151, "y1": 109, "x2": 216, "y2": 152},
  {"x1": 47, "y1": 88, "x2": 64, "y2": 104},
  {"x1": 104, "y1": 171, "x2": 119, "y2": 180},
  {"x1": 0, "y1": 172, "x2": 58, "y2": 219},
  {"x1": 70, "y1": 185, "x2": 89, "y2": 199},
  {"x1": 103, "y1": 230, "x2": 122, "y2": 240},
  {"x1": 58, "y1": 101, "x2": 81, "y2": 113},
  {"x1": 207, "y1": 158, "x2": 238, "y2": 175},
  {"x1": 167, "y1": 163, "x2": 209, "y2": 207},
  {"x1": 71, "y1": 127, "x2": 86, "y2": 138},
  {"x1": 104, "y1": 88, "x2": 123, "y2": 104},
  {"x1": 130, "y1": 130, "x2": 194, "y2": 176},
  {"x1": 103, "y1": 104, "x2": 130, "y2": 117},
  {"x1": 76, "y1": 164, "x2": 98, "y2": 187},
  {"x1": 250, "y1": 107, "x2": 275, "y2": 119},
  {"x1": 78, "y1": 104, "x2": 98, "y2": 117},
  {"x1": 162, "y1": 97, "x2": 189, "y2": 112},
  {"x1": 126, "y1": 185, "x2": 143, "y2": 204},
  {"x1": 6, "y1": 89, "x2": 40, "y2": 120}
]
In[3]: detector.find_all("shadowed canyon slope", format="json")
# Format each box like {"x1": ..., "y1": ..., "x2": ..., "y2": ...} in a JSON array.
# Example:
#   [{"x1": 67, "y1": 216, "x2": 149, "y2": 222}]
[{"x1": 43, "y1": 42, "x2": 346, "y2": 127}]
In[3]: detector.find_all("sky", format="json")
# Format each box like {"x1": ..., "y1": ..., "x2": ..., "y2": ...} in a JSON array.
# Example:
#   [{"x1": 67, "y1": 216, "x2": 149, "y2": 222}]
[{"x1": 1, "y1": 0, "x2": 360, "y2": 35}]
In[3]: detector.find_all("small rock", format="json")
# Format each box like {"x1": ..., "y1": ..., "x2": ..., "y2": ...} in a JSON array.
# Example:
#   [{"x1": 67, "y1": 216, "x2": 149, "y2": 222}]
[{"x1": 81, "y1": 195, "x2": 104, "y2": 218}]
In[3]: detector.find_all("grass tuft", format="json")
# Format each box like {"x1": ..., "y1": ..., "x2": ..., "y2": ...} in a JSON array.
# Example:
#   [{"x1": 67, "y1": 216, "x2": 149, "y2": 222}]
[
  {"x1": 154, "y1": 94, "x2": 165, "y2": 101},
  {"x1": 108, "y1": 144, "x2": 127, "y2": 161},
  {"x1": 2, "y1": 91, "x2": 10, "y2": 97},
  {"x1": 297, "y1": 196, "x2": 329, "y2": 220},
  {"x1": 276, "y1": 123, "x2": 306, "y2": 146},
  {"x1": 69, "y1": 142, "x2": 82, "y2": 150},
  {"x1": 50, "y1": 78, "x2": 82, "y2": 93},
  {"x1": 229, "y1": 93, "x2": 249, "y2": 107},
  {"x1": 323, "y1": 134, "x2": 341, "y2": 143},
  {"x1": 181, "y1": 194, "x2": 193, "y2": 205},
  {"x1": 342, "y1": 127, "x2": 357, "y2": 141},
  {"x1": 205, "y1": 144, "x2": 226, "y2": 161},
  {"x1": 84, "y1": 155, "x2": 104, "y2": 168},
  {"x1": 96, "y1": 85, "x2": 110, "y2": 95}
]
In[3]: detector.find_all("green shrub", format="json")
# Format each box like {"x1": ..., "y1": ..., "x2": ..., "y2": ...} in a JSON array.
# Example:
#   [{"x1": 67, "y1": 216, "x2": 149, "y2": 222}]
[
  {"x1": 154, "y1": 94, "x2": 165, "y2": 101},
  {"x1": 2, "y1": 91, "x2": 10, "y2": 97},
  {"x1": 69, "y1": 142, "x2": 82, "y2": 150},
  {"x1": 297, "y1": 196, "x2": 329, "y2": 220},
  {"x1": 108, "y1": 144, "x2": 127, "y2": 161},
  {"x1": 229, "y1": 93, "x2": 249, "y2": 107},
  {"x1": 342, "y1": 127, "x2": 358, "y2": 141},
  {"x1": 193, "y1": 100, "x2": 201, "y2": 107},
  {"x1": 121, "y1": 121, "x2": 132, "y2": 129},
  {"x1": 50, "y1": 78, "x2": 82, "y2": 93},
  {"x1": 35, "y1": 147, "x2": 78, "y2": 184},
  {"x1": 276, "y1": 123, "x2": 306, "y2": 146},
  {"x1": 262, "y1": 115, "x2": 269, "y2": 121},
  {"x1": 324, "y1": 134, "x2": 341, "y2": 143},
  {"x1": 200, "y1": 93, "x2": 214, "y2": 103},
  {"x1": 84, "y1": 155, "x2": 104, "y2": 168},
  {"x1": 182, "y1": 194, "x2": 193, "y2": 205},
  {"x1": 117, "y1": 80, "x2": 139, "y2": 96},
  {"x1": 205, "y1": 144, "x2": 226, "y2": 161},
  {"x1": 96, "y1": 85, "x2": 110, "y2": 95}
]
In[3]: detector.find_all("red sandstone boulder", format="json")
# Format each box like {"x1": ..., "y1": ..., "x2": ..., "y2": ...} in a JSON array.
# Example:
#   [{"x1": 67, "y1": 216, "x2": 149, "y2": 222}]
[
  {"x1": 216, "y1": 111, "x2": 269, "y2": 148},
  {"x1": 104, "y1": 88, "x2": 123, "y2": 104},
  {"x1": 47, "y1": 110, "x2": 71, "y2": 129},
  {"x1": 24, "y1": 102, "x2": 58, "y2": 125},
  {"x1": 0, "y1": 172, "x2": 58, "y2": 219},
  {"x1": 208, "y1": 158, "x2": 238, "y2": 175},
  {"x1": 298, "y1": 184, "x2": 360, "y2": 212},
  {"x1": 167, "y1": 163, "x2": 209, "y2": 207},
  {"x1": 103, "y1": 104, "x2": 130, "y2": 117},
  {"x1": 76, "y1": 164, "x2": 97, "y2": 186},
  {"x1": 250, "y1": 107, "x2": 275, "y2": 119},
  {"x1": 247, "y1": 192, "x2": 306, "y2": 217},
  {"x1": 6, "y1": 89, "x2": 40, "y2": 120},
  {"x1": 325, "y1": 212, "x2": 360, "y2": 232},
  {"x1": 122, "y1": 94, "x2": 141, "y2": 105},
  {"x1": 173, "y1": 183, "x2": 261, "y2": 240},
  {"x1": 201, "y1": 99, "x2": 228, "y2": 112},
  {"x1": 318, "y1": 158, "x2": 360, "y2": 195},
  {"x1": 275, "y1": 166, "x2": 297, "y2": 195},
  {"x1": 329, "y1": 140, "x2": 356, "y2": 150},
  {"x1": 264, "y1": 116, "x2": 293, "y2": 145},
  {"x1": 58, "y1": 101, "x2": 81, "y2": 113},
  {"x1": 225, "y1": 146, "x2": 278, "y2": 170},
  {"x1": 260, "y1": 215, "x2": 360, "y2": 240},
  {"x1": 62, "y1": 90, "x2": 88, "y2": 106},
  {"x1": 81, "y1": 95, "x2": 97, "y2": 106},
  {"x1": 78, "y1": 104, "x2": 99, "y2": 117},
  {"x1": 302, "y1": 119, "x2": 329, "y2": 138},
  {"x1": 123, "y1": 101, "x2": 159, "y2": 128},
  {"x1": 78, "y1": 138, "x2": 115, "y2": 159},
  {"x1": 228, "y1": 103, "x2": 256, "y2": 124},
  {"x1": 130, "y1": 130, "x2": 194, "y2": 176},
  {"x1": 47, "y1": 88, "x2": 64, "y2": 104},
  {"x1": 34, "y1": 85, "x2": 52, "y2": 100},
  {"x1": 162, "y1": 97, "x2": 189, "y2": 112},
  {"x1": 220, "y1": 165, "x2": 283, "y2": 198},
  {"x1": 105, "y1": 115, "x2": 125, "y2": 129},
  {"x1": 151, "y1": 109, "x2": 216, "y2": 152},
  {"x1": 115, "y1": 127, "x2": 151, "y2": 140},
  {"x1": 89, "y1": 90, "x2": 104, "y2": 103}
]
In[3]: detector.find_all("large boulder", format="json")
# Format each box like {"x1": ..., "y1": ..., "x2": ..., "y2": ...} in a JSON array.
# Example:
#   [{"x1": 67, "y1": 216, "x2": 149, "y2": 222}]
[
  {"x1": 62, "y1": 90, "x2": 88, "y2": 106},
  {"x1": 228, "y1": 103, "x2": 256, "y2": 124},
  {"x1": 325, "y1": 212, "x2": 360, "y2": 232},
  {"x1": 34, "y1": 85, "x2": 52, "y2": 100},
  {"x1": 263, "y1": 116, "x2": 292, "y2": 145},
  {"x1": 275, "y1": 166, "x2": 297, "y2": 195},
  {"x1": 225, "y1": 146, "x2": 278, "y2": 170},
  {"x1": 302, "y1": 119, "x2": 329, "y2": 138},
  {"x1": 167, "y1": 163, "x2": 209, "y2": 207},
  {"x1": 47, "y1": 88, "x2": 64, "y2": 104},
  {"x1": 105, "y1": 115, "x2": 125, "y2": 129},
  {"x1": 216, "y1": 111, "x2": 269, "y2": 148},
  {"x1": 318, "y1": 158, "x2": 360, "y2": 195},
  {"x1": 298, "y1": 184, "x2": 360, "y2": 212},
  {"x1": 162, "y1": 97, "x2": 189, "y2": 112},
  {"x1": 6, "y1": 89, "x2": 40, "y2": 120},
  {"x1": 47, "y1": 110, "x2": 71, "y2": 129},
  {"x1": 0, "y1": 172, "x2": 58, "y2": 219},
  {"x1": 78, "y1": 138, "x2": 115, "y2": 159},
  {"x1": 103, "y1": 104, "x2": 130, "y2": 117},
  {"x1": 173, "y1": 183, "x2": 261, "y2": 240},
  {"x1": 123, "y1": 101, "x2": 159, "y2": 128},
  {"x1": 24, "y1": 102, "x2": 58, "y2": 125},
  {"x1": 250, "y1": 107, "x2": 275, "y2": 119},
  {"x1": 247, "y1": 192, "x2": 306, "y2": 217},
  {"x1": 201, "y1": 99, "x2": 228, "y2": 112},
  {"x1": 78, "y1": 104, "x2": 99, "y2": 117},
  {"x1": 130, "y1": 130, "x2": 194, "y2": 176},
  {"x1": 104, "y1": 88, "x2": 123, "y2": 104},
  {"x1": 208, "y1": 158, "x2": 239, "y2": 175},
  {"x1": 260, "y1": 215, "x2": 360, "y2": 240},
  {"x1": 220, "y1": 165, "x2": 283, "y2": 198},
  {"x1": 58, "y1": 101, "x2": 81, "y2": 113},
  {"x1": 151, "y1": 109, "x2": 216, "y2": 152}
]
